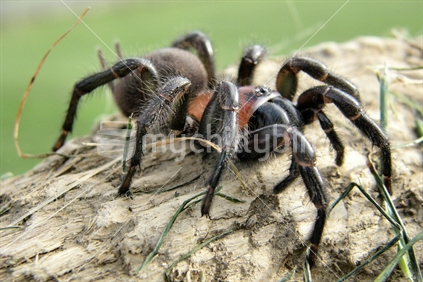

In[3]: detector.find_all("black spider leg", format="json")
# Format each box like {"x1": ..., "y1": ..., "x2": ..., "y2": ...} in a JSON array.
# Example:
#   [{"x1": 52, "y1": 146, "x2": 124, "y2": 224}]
[
  {"x1": 293, "y1": 96, "x2": 345, "y2": 166},
  {"x1": 297, "y1": 85, "x2": 392, "y2": 193},
  {"x1": 118, "y1": 76, "x2": 192, "y2": 195},
  {"x1": 276, "y1": 57, "x2": 348, "y2": 166},
  {"x1": 52, "y1": 58, "x2": 158, "y2": 151},
  {"x1": 172, "y1": 31, "x2": 216, "y2": 88},
  {"x1": 316, "y1": 111, "x2": 344, "y2": 166},
  {"x1": 97, "y1": 43, "x2": 124, "y2": 94},
  {"x1": 266, "y1": 96, "x2": 304, "y2": 193},
  {"x1": 197, "y1": 81, "x2": 239, "y2": 216},
  {"x1": 237, "y1": 45, "x2": 267, "y2": 86},
  {"x1": 241, "y1": 124, "x2": 327, "y2": 266},
  {"x1": 276, "y1": 57, "x2": 360, "y2": 102}
]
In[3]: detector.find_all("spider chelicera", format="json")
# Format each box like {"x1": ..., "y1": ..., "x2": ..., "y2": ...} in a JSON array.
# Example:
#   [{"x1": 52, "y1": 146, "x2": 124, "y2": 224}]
[{"x1": 52, "y1": 31, "x2": 392, "y2": 266}]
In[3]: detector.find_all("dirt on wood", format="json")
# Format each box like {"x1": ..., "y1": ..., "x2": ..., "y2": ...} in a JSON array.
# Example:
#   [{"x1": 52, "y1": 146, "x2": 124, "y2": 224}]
[{"x1": 1, "y1": 34, "x2": 422, "y2": 282}]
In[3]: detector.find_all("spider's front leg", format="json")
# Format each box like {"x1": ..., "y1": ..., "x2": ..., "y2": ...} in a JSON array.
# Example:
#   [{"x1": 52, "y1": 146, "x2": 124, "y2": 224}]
[
  {"x1": 52, "y1": 58, "x2": 158, "y2": 151},
  {"x1": 118, "y1": 77, "x2": 193, "y2": 195},
  {"x1": 276, "y1": 57, "x2": 359, "y2": 101},
  {"x1": 297, "y1": 85, "x2": 392, "y2": 193},
  {"x1": 276, "y1": 57, "x2": 390, "y2": 169},
  {"x1": 275, "y1": 57, "x2": 362, "y2": 167},
  {"x1": 197, "y1": 81, "x2": 240, "y2": 216}
]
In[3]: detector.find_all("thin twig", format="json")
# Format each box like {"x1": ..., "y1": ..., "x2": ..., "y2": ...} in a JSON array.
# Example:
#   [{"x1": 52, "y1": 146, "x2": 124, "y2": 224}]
[{"x1": 14, "y1": 8, "x2": 90, "y2": 159}]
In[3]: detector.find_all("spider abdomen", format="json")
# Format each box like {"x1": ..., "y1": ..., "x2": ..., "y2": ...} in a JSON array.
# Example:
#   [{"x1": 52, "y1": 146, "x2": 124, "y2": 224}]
[{"x1": 114, "y1": 48, "x2": 208, "y2": 118}]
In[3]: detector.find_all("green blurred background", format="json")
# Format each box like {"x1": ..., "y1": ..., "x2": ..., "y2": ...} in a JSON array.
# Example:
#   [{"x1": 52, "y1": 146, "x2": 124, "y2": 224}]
[{"x1": 1, "y1": 1, "x2": 421, "y2": 177}]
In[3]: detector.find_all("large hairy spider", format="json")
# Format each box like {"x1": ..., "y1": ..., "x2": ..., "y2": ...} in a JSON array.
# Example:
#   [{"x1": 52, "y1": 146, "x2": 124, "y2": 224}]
[{"x1": 52, "y1": 31, "x2": 392, "y2": 266}]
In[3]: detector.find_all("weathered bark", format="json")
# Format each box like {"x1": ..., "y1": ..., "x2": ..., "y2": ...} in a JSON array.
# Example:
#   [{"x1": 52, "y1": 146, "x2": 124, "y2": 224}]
[{"x1": 1, "y1": 34, "x2": 422, "y2": 281}]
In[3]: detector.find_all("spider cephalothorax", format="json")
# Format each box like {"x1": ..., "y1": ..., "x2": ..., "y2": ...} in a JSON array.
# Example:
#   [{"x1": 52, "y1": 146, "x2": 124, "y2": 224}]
[{"x1": 52, "y1": 31, "x2": 392, "y2": 266}]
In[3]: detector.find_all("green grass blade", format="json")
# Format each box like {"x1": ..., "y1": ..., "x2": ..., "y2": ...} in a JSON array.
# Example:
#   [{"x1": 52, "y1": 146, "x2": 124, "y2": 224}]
[
  {"x1": 390, "y1": 91, "x2": 423, "y2": 117},
  {"x1": 215, "y1": 192, "x2": 245, "y2": 203},
  {"x1": 329, "y1": 182, "x2": 403, "y2": 281},
  {"x1": 303, "y1": 259, "x2": 312, "y2": 282},
  {"x1": 135, "y1": 186, "x2": 242, "y2": 276},
  {"x1": 415, "y1": 119, "x2": 423, "y2": 138},
  {"x1": 134, "y1": 191, "x2": 206, "y2": 275},
  {"x1": 378, "y1": 64, "x2": 389, "y2": 131},
  {"x1": 164, "y1": 226, "x2": 239, "y2": 281},
  {"x1": 368, "y1": 159, "x2": 422, "y2": 281},
  {"x1": 374, "y1": 230, "x2": 423, "y2": 282}
]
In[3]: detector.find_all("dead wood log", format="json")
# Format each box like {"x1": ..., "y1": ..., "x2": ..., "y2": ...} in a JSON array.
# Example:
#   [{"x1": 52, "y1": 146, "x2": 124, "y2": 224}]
[{"x1": 1, "y1": 34, "x2": 422, "y2": 281}]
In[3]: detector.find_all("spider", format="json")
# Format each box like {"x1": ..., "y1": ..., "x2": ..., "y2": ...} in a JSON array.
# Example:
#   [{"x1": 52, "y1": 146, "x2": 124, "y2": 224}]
[{"x1": 52, "y1": 31, "x2": 392, "y2": 266}]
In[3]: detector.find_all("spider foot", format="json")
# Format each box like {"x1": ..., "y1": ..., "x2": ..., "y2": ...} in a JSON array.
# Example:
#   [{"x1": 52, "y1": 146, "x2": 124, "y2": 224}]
[
  {"x1": 116, "y1": 189, "x2": 133, "y2": 200},
  {"x1": 201, "y1": 187, "x2": 214, "y2": 217},
  {"x1": 52, "y1": 130, "x2": 68, "y2": 151},
  {"x1": 306, "y1": 244, "x2": 319, "y2": 267},
  {"x1": 117, "y1": 165, "x2": 136, "y2": 196}
]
